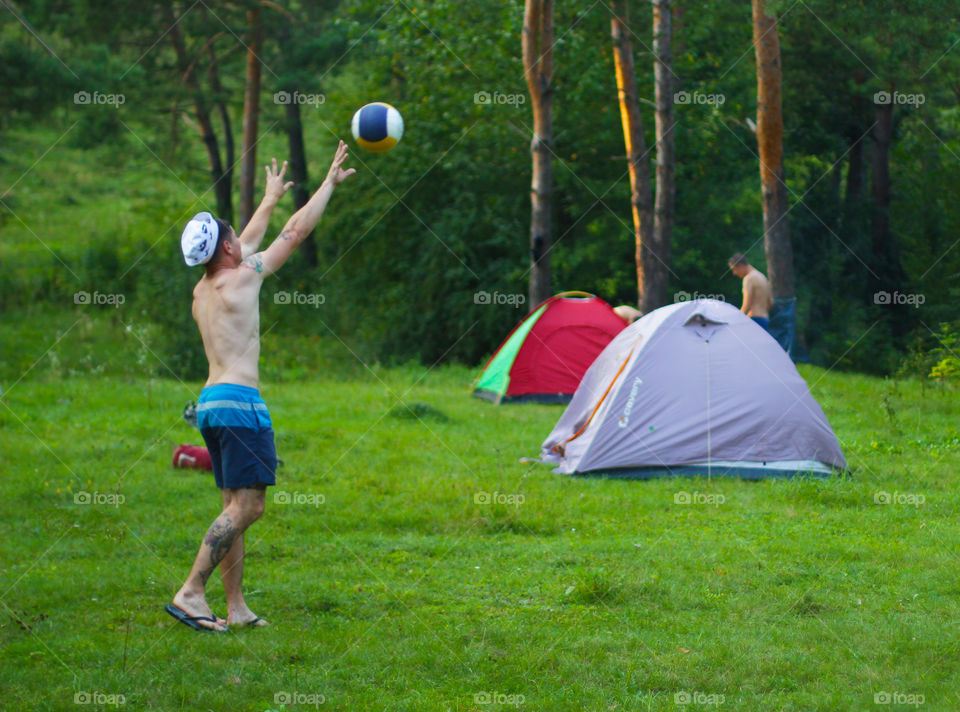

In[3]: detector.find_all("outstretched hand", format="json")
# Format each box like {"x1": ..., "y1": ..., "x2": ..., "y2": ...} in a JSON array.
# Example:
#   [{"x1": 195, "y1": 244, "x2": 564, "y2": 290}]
[
  {"x1": 264, "y1": 158, "x2": 294, "y2": 202},
  {"x1": 325, "y1": 140, "x2": 356, "y2": 186}
]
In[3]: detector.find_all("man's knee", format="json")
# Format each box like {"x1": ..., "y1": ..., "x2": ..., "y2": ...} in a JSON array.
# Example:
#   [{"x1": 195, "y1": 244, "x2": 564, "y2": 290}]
[
  {"x1": 247, "y1": 495, "x2": 266, "y2": 521},
  {"x1": 228, "y1": 488, "x2": 265, "y2": 524}
]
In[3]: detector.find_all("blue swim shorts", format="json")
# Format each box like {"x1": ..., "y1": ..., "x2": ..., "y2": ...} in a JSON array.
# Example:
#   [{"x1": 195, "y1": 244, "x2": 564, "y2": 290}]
[{"x1": 197, "y1": 383, "x2": 277, "y2": 489}]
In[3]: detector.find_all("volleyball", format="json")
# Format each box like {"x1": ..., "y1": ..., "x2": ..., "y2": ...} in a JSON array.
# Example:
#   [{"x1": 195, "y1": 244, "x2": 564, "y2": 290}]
[{"x1": 350, "y1": 102, "x2": 404, "y2": 153}]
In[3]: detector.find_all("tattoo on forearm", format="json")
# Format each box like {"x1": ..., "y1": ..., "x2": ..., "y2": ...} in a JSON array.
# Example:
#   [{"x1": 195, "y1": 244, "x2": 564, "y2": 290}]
[
  {"x1": 202, "y1": 513, "x2": 239, "y2": 573},
  {"x1": 278, "y1": 230, "x2": 294, "y2": 241}
]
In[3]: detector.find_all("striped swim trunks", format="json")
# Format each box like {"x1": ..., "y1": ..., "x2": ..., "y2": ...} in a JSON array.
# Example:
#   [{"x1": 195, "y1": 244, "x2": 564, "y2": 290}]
[{"x1": 197, "y1": 383, "x2": 277, "y2": 488}]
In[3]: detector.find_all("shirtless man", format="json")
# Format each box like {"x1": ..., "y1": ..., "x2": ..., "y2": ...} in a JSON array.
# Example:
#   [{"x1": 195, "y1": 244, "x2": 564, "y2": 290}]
[
  {"x1": 728, "y1": 253, "x2": 773, "y2": 332},
  {"x1": 166, "y1": 141, "x2": 355, "y2": 632}
]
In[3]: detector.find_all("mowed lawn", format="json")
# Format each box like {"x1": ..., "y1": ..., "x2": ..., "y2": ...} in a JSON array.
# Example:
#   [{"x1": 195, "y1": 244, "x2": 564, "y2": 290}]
[{"x1": 1, "y1": 360, "x2": 958, "y2": 711}]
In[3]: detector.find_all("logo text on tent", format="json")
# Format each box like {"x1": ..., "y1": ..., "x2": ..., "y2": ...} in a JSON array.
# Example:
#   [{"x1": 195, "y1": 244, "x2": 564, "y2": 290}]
[
  {"x1": 618, "y1": 377, "x2": 644, "y2": 428},
  {"x1": 674, "y1": 491, "x2": 725, "y2": 506}
]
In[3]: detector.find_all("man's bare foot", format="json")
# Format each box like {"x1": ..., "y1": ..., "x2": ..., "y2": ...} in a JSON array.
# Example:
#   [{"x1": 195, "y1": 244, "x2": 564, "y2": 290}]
[
  {"x1": 228, "y1": 606, "x2": 268, "y2": 628},
  {"x1": 172, "y1": 588, "x2": 227, "y2": 632}
]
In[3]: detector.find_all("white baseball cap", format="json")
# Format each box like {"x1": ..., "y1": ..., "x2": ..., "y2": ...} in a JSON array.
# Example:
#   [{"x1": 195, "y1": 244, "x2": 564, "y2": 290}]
[{"x1": 180, "y1": 211, "x2": 220, "y2": 266}]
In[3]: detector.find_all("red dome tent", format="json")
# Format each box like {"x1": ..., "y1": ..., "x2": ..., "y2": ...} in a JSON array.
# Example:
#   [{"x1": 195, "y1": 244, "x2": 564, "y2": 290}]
[{"x1": 473, "y1": 292, "x2": 628, "y2": 404}]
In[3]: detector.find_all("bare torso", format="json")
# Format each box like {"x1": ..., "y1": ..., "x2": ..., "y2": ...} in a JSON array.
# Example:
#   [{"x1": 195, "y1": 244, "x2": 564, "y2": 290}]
[
  {"x1": 742, "y1": 268, "x2": 773, "y2": 318},
  {"x1": 192, "y1": 268, "x2": 262, "y2": 388}
]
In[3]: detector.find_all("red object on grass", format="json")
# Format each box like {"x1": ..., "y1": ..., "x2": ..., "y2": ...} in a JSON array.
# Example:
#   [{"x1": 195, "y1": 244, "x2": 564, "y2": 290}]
[{"x1": 172, "y1": 444, "x2": 213, "y2": 471}]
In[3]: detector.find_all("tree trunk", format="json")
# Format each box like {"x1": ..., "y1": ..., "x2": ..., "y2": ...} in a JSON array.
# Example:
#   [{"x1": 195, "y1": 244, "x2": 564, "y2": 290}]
[
  {"x1": 284, "y1": 99, "x2": 317, "y2": 267},
  {"x1": 522, "y1": 0, "x2": 555, "y2": 308},
  {"x1": 871, "y1": 99, "x2": 892, "y2": 264},
  {"x1": 752, "y1": 0, "x2": 794, "y2": 298},
  {"x1": 845, "y1": 132, "x2": 863, "y2": 206},
  {"x1": 610, "y1": 0, "x2": 656, "y2": 312},
  {"x1": 166, "y1": 6, "x2": 228, "y2": 220},
  {"x1": 651, "y1": 0, "x2": 674, "y2": 311},
  {"x1": 672, "y1": 0, "x2": 685, "y2": 59},
  {"x1": 207, "y1": 41, "x2": 234, "y2": 225},
  {"x1": 870, "y1": 96, "x2": 905, "y2": 305},
  {"x1": 239, "y1": 6, "x2": 263, "y2": 229}
]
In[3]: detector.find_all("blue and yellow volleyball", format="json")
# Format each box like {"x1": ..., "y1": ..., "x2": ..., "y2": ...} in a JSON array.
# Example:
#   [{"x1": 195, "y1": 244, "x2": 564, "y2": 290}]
[{"x1": 350, "y1": 102, "x2": 404, "y2": 153}]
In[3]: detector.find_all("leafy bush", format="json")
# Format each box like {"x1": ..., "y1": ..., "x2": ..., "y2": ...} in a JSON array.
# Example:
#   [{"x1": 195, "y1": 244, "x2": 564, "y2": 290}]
[{"x1": 927, "y1": 323, "x2": 960, "y2": 382}]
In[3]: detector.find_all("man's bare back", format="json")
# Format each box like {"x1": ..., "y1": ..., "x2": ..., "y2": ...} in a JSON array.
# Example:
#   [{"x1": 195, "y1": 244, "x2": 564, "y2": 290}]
[
  {"x1": 727, "y1": 254, "x2": 774, "y2": 328},
  {"x1": 193, "y1": 263, "x2": 262, "y2": 388},
  {"x1": 741, "y1": 268, "x2": 773, "y2": 318}
]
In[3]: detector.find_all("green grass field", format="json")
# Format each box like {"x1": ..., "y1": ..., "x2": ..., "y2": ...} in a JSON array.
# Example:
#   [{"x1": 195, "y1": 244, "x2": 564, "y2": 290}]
[{"x1": 1, "y1": 310, "x2": 959, "y2": 711}]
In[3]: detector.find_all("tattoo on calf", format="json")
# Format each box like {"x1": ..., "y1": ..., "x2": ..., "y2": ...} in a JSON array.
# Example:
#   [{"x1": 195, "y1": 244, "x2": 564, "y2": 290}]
[{"x1": 203, "y1": 513, "x2": 239, "y2": 572}]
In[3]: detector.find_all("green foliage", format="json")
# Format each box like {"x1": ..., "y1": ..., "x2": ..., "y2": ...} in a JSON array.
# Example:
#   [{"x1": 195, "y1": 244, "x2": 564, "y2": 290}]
[
  {"x1": 0, "y1": 0, "x2": 957, "y2": 371},
  {"x1": 780, "y1": 0, "x2": 960, "y2": 367},
  {"x1": 0, "y1": 29, "x2": 75, "y2": 123},
  {"x1": 924, "y1": 323, "x2": 960, "y2": 381},
  {"x1": 132, "y1": 240, "x2": 209, "y2": 380}
]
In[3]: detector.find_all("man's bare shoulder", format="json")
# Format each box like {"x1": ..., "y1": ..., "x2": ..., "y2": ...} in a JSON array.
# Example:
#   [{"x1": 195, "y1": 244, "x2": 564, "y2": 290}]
[
  {"x1": 195, "y1": 266, "x2": 261, "y2": 303},
  {"x1": 238, "y1": 252, "x2": 267, "y2": 278},
  {"x1": 210, "y1": 262, "x2": 263, "y2": 291}
]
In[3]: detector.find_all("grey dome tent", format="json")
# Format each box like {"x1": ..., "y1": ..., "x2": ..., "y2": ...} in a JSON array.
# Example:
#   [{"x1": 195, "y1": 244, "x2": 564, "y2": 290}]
[{"x1": 539, "y1": 299, "x2": 847, "y2": 479}]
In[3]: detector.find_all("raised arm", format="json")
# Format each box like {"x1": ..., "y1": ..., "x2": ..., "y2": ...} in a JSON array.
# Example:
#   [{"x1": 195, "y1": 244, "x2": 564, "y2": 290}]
[
  {"x1": 238, "y1": 158, "x2": 294, "y2": 259},
  {"x1": 241, "y1": 141, "x2": 355, "y2": 278}
]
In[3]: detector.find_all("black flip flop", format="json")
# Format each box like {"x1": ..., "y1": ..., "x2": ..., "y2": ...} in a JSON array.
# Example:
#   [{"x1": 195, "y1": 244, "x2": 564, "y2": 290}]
[
  {"x1": 165, "y1": 603, "x2": 227, "y2": 633},
  {"x1": 235, "y1": 616, "x2": 265, "y2": 628}
]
